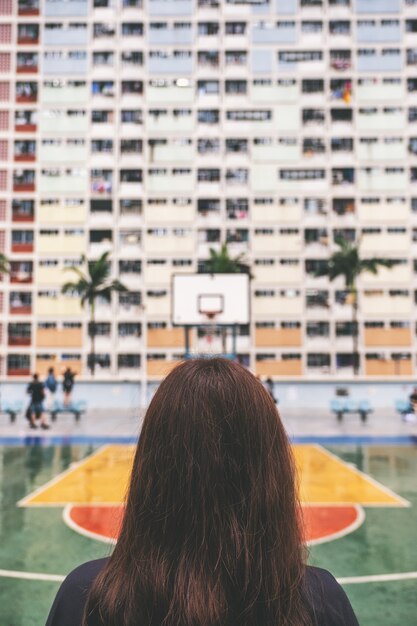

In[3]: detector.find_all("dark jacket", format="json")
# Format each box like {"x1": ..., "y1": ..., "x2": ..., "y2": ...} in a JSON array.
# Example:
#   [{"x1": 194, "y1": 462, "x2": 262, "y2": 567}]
[{"x1": 46, "y1": 558, "x2": 360, "y2": 626}]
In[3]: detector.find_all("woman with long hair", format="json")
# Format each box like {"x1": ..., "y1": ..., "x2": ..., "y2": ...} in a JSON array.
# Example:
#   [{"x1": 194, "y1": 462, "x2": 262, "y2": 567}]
[{"x1": 46, "y1": 358, "x2": 359, "y2": 626}]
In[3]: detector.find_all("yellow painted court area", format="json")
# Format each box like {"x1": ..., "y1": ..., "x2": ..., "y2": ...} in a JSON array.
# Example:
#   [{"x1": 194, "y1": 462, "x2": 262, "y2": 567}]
[
  {"x1": 293, "y1": 446, "x2": 405, "y2": 506},
  {"x1": 21, "y1": 444, "x2": 406, "y2": 507},
  {"x1": 20, "y1": 445, "x2": 135, "y2": 506}
]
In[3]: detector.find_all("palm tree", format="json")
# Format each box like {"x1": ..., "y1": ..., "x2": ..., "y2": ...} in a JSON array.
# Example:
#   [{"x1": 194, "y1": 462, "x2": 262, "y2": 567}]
[
  {"x1": 206, "y1": 243, "x2": 252, "y2": 276},
  {"x1": 62, "y1": 252, "x2": 128, "y2": 376},
  {"x1": 0, "y1": 253, "x2": 9, "y2": 408},
  {"x1": 315, "y1": 237, "x2": 395, "y2": 375},
  {"x1": 0, "y1": 253, "x2": 9, "y2": 276}
]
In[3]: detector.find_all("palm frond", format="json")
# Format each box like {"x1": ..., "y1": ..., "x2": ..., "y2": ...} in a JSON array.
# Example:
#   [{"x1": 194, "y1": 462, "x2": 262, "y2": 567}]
[{"x1": 0, "y1": 253, "x2": 10, "y2": 275}]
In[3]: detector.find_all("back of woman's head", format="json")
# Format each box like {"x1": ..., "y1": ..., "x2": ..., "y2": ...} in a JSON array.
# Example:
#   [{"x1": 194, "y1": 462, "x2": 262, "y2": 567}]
[{"x1": 84, "y1": 358, "x2": 309, "y2": 626}]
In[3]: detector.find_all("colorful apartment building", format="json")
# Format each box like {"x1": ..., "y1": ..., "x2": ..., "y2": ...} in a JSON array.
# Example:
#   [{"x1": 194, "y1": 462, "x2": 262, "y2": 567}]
[{"x1": 0, "y1": 0, "x2": 417, "y2": 382}]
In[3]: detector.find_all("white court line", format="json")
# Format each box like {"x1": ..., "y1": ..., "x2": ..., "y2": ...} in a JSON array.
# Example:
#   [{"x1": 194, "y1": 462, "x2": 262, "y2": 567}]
[
  {"x1": 0, "y1": 566, "x2": 416, "y2": 586},
  {"x1": 312, "y1": 444, "x2": 411, "y2": 507},
  {"x1": 18, "y1": 444, "x2": 111, "y2": 507},
  {"x1": 0, "y1": 569, "x2": 64, "y2": 582},
  {"x1": 339, "y1": 571, "x2": 417, "y2": 585}
]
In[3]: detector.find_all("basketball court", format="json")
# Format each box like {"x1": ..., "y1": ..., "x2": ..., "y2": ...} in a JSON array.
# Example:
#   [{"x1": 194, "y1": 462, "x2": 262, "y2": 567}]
[
  {"x1": 0, "y1": 434, "x2": 416, "y2": 626},
  {"x1": 0, "y1": 276, "x2": 416, "y2": 624}
]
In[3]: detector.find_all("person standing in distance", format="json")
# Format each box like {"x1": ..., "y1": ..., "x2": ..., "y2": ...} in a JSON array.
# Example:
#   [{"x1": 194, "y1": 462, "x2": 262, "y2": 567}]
[
  {"x1": 27, "y1": 373, "x2": 49, "y2": 430},
  {"x1": 44, "y1": 367, "x2": 57, "y2": 412},
  {"x1": 62, "y1": 367, "x2": 75, "y2": 406},
  {"x1": 46, "y1": 358, "x2": 359, "y2": 626}
]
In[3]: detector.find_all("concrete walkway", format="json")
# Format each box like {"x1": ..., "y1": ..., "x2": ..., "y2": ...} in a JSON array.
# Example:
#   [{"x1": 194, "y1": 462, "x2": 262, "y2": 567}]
[{"x1": 0, "y1": 406, "x2": 415, "y2": 441}]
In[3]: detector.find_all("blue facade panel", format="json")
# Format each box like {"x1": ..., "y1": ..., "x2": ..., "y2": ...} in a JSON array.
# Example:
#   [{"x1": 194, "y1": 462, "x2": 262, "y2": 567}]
[
  {"x1": 276, "y1": 0, "x2": 297, "y2": 14},
  {"x1": 356, "y1": 0, "x2": 400, "y2": 13},
  {"x1": 357, "y1": 25, "x2": 401, "y2": 43},
  {"x1": 252, "y1": 26, "x2": 297, "y2": 45},
  {"x1": 251, "y1": 49, "x2": 273, "y2": 74},
  {"x1": 43, "y1": 57, "x2": 88, "y2": 74},
  {"x1": 148, "y1": 57, "x2": 193, "y2": 74},
  {"x1": 44, "y1": 0, "x2": 88, "y2": 17},
  {"x1": 148, "y1": 0, "x2": 193, "y2": 16},
  {"x1": 148, "y1": 30, "x2": 193, "y2": 46},
  {"x1": 43, "y1": 29, "x2": 88, "y2": 46},
  {"x1": 357, "y1": 55, "x2": 402, "y2": 72}
]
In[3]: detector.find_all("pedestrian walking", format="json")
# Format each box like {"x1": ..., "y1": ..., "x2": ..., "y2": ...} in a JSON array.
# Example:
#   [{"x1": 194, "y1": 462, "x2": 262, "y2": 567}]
[
  {"x1": 62, "y1": 368, "x2": 75, "y2": 406},
  {"x1": 265, "y1": 377, "x2": 278, "y2": 404},
  {"x1": 44, "y1": 367, "x2": 57, "y2": 411},
  {"x1": 27, "y1": 373, "x2": 49, "y2": 430}
]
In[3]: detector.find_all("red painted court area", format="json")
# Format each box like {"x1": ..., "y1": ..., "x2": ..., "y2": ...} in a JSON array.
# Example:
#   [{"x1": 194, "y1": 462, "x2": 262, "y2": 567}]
[{"x1": 68, "y1": 503, "x2": 363, "y2": 546}]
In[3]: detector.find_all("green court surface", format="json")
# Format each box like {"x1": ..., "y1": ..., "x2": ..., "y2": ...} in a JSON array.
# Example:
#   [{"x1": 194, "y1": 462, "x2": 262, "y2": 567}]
[{"x1": 0, "y1": 442, "x2": 416, "y2": 626}]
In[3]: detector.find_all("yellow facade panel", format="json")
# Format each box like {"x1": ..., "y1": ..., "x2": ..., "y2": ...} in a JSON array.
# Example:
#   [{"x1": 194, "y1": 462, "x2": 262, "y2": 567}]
[
  {"x1": 364, "y1": 328, "x2": 411, "y2": 347},
  {"x1": 255, "y1": 359, "x2": 303, "y2": 377},
  {"x1": 35, "y1": 357, "x2": 82, "y2": 377},
  {"x1": 365, "y1": 359, "x2": 413, "y2": 377},
  {"x1": 255, "y1": 328, "x2": 302, "y2": 347},
  {"x1": 146, "y1": 359, "x2": 181, "y2": 378},
  {"x1": 147, "y1": 328, "x2": 185, "y2": 348},
  {"x1": 36, "y1": 328, "x2": 83, "y2": 348}
]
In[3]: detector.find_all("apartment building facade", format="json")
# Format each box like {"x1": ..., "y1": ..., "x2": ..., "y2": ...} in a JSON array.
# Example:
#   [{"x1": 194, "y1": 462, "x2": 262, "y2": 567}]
[{"x1": 0, "y1": 0, "x2": 417, "y2": 382}]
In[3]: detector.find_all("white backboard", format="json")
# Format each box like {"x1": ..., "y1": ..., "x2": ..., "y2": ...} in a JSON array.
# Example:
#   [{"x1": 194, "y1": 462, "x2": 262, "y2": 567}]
[{"x1": 172, "y1": 273, "x2": 250, "y2": 325}]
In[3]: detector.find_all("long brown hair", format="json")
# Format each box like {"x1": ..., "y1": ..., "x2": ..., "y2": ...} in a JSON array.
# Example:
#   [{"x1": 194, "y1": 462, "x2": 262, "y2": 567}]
[{"x1": 84, "y1": 358, "x2": 310, "y2": 626}]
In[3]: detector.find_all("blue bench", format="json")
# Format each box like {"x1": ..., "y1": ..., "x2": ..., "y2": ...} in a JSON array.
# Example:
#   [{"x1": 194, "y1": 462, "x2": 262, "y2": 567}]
[
  {"x1": 330, "y1": 398, "x2": 373, "y2": 422},
  {"x1": 0, "y1": 401, "x2": 23, "y2": 423},
  {"x1": 50, "y1": 400, "x2": 87, "y2": 423},
  {"x1": 395, "y1": 399, "x2": 410, "y2": 417}
]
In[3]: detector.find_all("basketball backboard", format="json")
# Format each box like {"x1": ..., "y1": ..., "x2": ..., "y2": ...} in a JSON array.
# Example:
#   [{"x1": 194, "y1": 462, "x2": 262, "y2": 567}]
[{"x1": 172, "y1": 273, "x2": 250, "y2": 326}]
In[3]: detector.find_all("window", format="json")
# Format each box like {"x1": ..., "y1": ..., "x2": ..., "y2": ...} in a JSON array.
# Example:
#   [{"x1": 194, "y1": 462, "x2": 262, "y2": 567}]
[
  {"x1": 225, "y1": 50, "x2": 247, "y2": 65},
  {"x1": 279, "y1": 51, "x2": 323, "y2": 64},
  {"x1": 93, "y1": 23, "x2": 115, "y2": 38},
  {"x1": 119, "y1": 292, "x2": 142, "y2": 307},
  {"x1": 198, "y1": 51, "x2": 219, "y2": 67},
  {"x1": 225, "y1": 80, "x2": 247, "y2": 94},
  {"x1": 121, "y1": 109, "x2": 142, "y2": 124},
  {"x1": 226, "y1": 110, "x2": 271, "y2": 121},
  {"x1": 306, "y1": 322, "x2": 329, "y2": 338},
  {"x1": 118, "y1": 323, "x2": 141, "y2": 339},
  {"x1": 198, "y1": 109, "x2": 219, "y2": 124},
  {"x1": 119, "y1": 260, "x2": 141, "y2": 274},
  {"x1": 198, "y1": 138, "x2": 220, "y2": 154},
  {"x1": 93, "y1": 51, "x2": 114, "y2": 67},
  {"x1": 302, "y1": 79, "x2": 324, "y2": 94},
  {"x1": 120, "y1": 199, "x2": 142, "y2": 216},
  {"x1": 198, "y1": 168, "x2": 221, "y2": 182},
  {"x1": 329, "y1": 20, "x2": 350, "y2": 35},
  {"x1": 225, "y1": 22, "x2": 246, "y2": 35},
  {"x1": 336, "y1": 322, "x2": 357, "y2": 337},
  {"x1": 91, "y1": 139, "x2": 113, "y2": 154},
  {"x1": 121, "y1": 139, "x2": 142, "y2": 154},
  {"x1": 89, "y1": 322, "x2": 111, "y2": 337},
  {"x1": 121, "y1": 22, "x2": 143, "y2": 36},
  {"x1": 302, "y1": 108, "x2": 325, "y2": 125},
  {"x1": 92, "y1": 110, "x2": 113, "y2": 123},
  {"x1": 307, "y1": 353, "x2": 331, "y2": 368},
  {"x1": 121, "y1": 51, "x2": 143, "y2": 66},
  {"x1": 280, "y1": 169, "x2": 325, "y2": 181}
]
